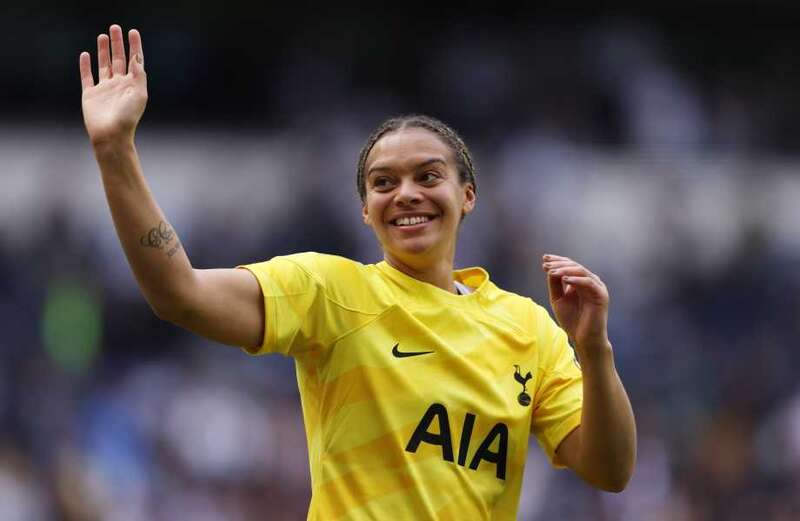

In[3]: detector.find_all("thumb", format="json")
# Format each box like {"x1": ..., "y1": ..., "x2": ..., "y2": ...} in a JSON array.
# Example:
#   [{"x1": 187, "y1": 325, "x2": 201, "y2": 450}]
[
  {"x1": 129, "y1": 51, "x2": 145, "y2": 76},
  {"x1": 127, "y1": 29, "x2": 145, "y2": 76},
  {"x1": 547, "y1": 271, "x2": 565, "y2": 302}
]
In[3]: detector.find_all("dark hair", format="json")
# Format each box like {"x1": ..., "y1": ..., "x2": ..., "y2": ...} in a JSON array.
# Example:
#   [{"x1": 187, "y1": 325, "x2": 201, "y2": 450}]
[{"x1": 356, "y1": 114, "x2": 477, "y2": 202}]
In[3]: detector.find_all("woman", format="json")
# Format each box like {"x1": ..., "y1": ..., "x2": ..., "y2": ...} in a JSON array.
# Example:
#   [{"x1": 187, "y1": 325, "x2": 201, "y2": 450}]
[{"x1": 79, "y1": 25, "x2": 635, "y2": 520}]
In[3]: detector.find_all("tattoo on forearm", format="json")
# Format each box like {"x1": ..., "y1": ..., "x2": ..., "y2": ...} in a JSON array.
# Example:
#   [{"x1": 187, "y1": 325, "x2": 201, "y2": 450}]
[
  {"x1": 140, "y1": 221, "x2": 173, "y2": 249},
  {"x1": 140, "y1": 220, "x2": 182, "y2": 257}
]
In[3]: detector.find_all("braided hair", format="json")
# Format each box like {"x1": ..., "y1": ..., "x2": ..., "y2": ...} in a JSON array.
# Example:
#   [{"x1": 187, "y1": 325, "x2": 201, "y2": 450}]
[{"x1": 356, "y1": 114, "x2": 477, "y2": 203}]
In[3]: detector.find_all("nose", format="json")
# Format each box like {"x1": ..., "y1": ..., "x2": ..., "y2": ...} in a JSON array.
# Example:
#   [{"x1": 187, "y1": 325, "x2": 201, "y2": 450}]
[{"x1": 394, "y1": 177, "x2": 422, "y2": 206}]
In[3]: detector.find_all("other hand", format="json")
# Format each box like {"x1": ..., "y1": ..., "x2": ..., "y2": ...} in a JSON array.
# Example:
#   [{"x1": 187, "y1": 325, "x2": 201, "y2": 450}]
[
  {"x1": 542, "y1": 254, "x2": 611, "y2": 357},
  {"x1": 80, "y1": 24, "x2": 147, "y2": 148}
]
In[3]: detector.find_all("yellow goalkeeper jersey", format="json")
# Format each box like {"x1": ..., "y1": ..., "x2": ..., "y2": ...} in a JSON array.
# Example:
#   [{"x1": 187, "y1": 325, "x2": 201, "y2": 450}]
[{"x1": 241, "y1": 252, "x2": 582, "y2": 520}]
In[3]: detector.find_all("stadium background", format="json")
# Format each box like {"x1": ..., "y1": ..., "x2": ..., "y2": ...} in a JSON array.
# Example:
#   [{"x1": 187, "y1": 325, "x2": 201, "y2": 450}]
[{"x1": 2, "y1": 4, "x2": 800, "y2": 520}]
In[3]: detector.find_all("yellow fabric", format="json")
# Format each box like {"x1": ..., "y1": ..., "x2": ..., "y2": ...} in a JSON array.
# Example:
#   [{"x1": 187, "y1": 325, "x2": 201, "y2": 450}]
[{"x1": 241, "y1": 252, "x2": 583, "y2": 520}]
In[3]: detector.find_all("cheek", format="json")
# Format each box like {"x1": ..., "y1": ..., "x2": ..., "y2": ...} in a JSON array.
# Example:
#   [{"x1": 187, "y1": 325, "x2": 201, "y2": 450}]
[
  {"x1": 437, "y1": 190, "x2": 464, "y2": 215},
  {"x1": 363, "y1": 199, "x2": 384, "y2": 227}
]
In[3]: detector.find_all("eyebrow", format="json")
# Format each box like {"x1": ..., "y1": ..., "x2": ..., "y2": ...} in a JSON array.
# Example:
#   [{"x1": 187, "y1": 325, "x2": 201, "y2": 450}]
[{"x1": 367, "y1": 157, "x2": 448, "y2": 177}]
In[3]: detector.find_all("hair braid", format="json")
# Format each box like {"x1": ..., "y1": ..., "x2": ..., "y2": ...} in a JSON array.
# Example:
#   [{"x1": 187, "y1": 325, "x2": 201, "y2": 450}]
[{"x1": 356, "y1": 114, "x2": 477, "y2": 202}]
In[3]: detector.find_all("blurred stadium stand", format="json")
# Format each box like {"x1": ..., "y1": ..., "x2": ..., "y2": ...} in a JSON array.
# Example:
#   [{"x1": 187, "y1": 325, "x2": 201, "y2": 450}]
[{"x1": 2, "y1": 5, "x2": 800, "y2": 520}]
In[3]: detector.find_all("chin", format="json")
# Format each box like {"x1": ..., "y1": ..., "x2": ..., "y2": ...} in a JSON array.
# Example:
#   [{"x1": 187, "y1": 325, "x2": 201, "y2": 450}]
[{"x1": 386, "y1": 239, "x2": 443, "y2": 264}]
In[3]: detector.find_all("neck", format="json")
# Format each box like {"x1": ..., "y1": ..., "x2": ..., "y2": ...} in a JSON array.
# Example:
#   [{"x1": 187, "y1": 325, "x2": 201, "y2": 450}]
[{"x1": 384, "y1": 251, "x2": 458, "y2": 294}]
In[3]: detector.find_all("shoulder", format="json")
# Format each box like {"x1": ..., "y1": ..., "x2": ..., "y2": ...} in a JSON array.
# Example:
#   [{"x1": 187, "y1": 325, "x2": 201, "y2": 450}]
[
  {"x1": 249, "y1": 252, "x2": 388, "y2": 313},
  {"x1": 248, "y1": 252, "x2": 363, "y2": 277},
  {"x1": 479, "y1": 281, "x2": 560, "y2": 338},
  {"x1": 484, "y1": 284, "x2": 573, "y2": 377},
  {"x1": 275, "y1": 252, "x2": 374, "y2": 285},
  {"x1": 479, "y1": 281, "x2": 537, "y2": 321}
]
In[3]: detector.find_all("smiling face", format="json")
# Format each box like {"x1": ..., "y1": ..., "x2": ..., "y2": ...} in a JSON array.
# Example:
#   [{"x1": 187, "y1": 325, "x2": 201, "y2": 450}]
[{"x1": 362, "y1": 127, "x2": 476, "y2": 270}]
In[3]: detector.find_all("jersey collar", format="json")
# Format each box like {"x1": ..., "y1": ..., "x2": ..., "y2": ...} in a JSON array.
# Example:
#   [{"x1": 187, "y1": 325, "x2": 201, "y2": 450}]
[{"x1": 375, "y1": 261, "x2": 490, "y2": 307}]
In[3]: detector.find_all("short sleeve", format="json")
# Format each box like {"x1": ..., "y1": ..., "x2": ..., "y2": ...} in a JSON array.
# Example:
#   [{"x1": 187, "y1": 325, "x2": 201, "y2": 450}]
[
  {"x1": 530, "y1": 305, "x2": 583, "y2": 467},
  {"x1": 239, "y1": 253, "x2": 331, "y2": 357}
]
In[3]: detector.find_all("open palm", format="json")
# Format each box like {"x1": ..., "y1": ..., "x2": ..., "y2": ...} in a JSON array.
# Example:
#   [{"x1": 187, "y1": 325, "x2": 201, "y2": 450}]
[{"x1": 80, "y1": 25, "x2": 147, "y2": 147}]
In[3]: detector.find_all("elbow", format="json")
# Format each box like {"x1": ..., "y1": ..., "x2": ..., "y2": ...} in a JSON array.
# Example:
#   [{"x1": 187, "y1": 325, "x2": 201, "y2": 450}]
[
  {"x1": 145, "y1": 281, "x2": 198, "y2": 326},
  {"x1": 592, "y1": 461, "x2": 635, "y2": 493},
  {"x1": 150, "y1": 301, "x2": 181, "y2": 324},
  {"x1": 598, "y1": 474, "x2": 631, "y2": 493},
  {"x1": 149, "y1": 297, "x2": 192, "y2": 326},
  {"x1": 142, "y1": 271, "x2": 200, "y2": 325}
]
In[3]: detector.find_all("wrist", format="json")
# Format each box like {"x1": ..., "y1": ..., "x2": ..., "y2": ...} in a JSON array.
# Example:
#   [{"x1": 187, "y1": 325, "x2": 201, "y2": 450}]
[
  {"x1": 93, "y1": 137, "x2": 137, "y2": 167},
  {"x1": 92, "y1": 134, "x2": 136, "y2": 157},
  {"x1": 573, "y1": 339, "x2": 614, "y2": 367}
]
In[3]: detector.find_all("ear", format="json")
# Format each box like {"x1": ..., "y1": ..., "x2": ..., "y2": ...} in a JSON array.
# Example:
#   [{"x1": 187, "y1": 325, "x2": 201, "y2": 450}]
[
  {"x1": 362, "y1": 202, "x2": 371, "y2": 225},
  {"x1": 461, "y1": 183, "x2": 476, "y2": 217}
]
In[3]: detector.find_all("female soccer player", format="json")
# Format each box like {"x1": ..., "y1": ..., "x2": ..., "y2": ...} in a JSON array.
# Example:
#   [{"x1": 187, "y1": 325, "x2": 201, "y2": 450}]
[{"x1": 79, "y1": 25, "x2": 635, "y2": 520}]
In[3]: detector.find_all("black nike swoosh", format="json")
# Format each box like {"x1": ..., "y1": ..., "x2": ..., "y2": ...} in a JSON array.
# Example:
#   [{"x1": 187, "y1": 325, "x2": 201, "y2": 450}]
[{"x1": 392, "y1": 343, "x2": 435, "y2": 358}]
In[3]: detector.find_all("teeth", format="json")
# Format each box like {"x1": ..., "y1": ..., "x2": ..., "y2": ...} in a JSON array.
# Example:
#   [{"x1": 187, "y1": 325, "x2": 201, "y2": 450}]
[{"x1": 395, "y1": 216, "x2": 431, "y2": 226}]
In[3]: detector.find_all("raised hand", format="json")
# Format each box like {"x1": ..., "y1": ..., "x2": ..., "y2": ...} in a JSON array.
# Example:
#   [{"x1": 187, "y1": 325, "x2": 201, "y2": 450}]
[
  {"x1": 79, "y1": 25, "x2": 147, "y2": 147},
  {"x1": 541, "y1": 254, "x2": 611, "y2": 356}
]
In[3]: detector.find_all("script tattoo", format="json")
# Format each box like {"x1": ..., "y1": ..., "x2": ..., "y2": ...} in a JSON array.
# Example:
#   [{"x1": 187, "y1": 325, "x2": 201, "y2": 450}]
[{"x1": 140, "y1": 221, "x2": 182, "y2": 257}]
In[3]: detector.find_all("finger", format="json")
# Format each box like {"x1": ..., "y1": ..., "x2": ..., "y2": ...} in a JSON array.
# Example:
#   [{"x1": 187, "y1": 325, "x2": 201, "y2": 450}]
[
  {"x1": 549, "y1": 266, "x2": 591, "y2": 279},
  {"x1": 543, "y1": 253, "x2": 572, "y2": 262},
  {"x1": 79, "y1": 52, "x2": 94, "y2": 91},
  {"x1": 545, "y1": 260, "x2": 603, "y2": 282},
  {"x1": 562, "y1": 276, "x2": 608, "y2": 301},
  {"x1": 562, "y1": 276, "x2": 599, "y2": 288},
  {"x1": 109, "y1": 24, "x2": 127, "y2": 76},
  {"x1": 543, "y1": 260, "x2": 582, "y2": 271},
  {"x1": 547, "y1": 271, "x2": 565, "y2": 301},
  {"x1": 97, "y1": 33, "x2": 111, "y2": 80},
  {"x1": 128, "y1": 29, "x2": 144, "y2": 76}
]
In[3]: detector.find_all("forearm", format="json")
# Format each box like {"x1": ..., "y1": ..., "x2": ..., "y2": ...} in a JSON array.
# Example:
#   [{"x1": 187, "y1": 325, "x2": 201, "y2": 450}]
[
  {"x1": 95, "y1": 139, "x2": 195, "y2": 318},
  {"x1": 573, "y1": 343, "x2": 636, "y2": 491}
]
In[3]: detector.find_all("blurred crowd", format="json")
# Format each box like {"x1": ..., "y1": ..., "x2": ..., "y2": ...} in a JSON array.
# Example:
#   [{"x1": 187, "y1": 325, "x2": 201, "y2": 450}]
[{"x1": 2, "y1": 13, "x2": 800, "y2": 521}]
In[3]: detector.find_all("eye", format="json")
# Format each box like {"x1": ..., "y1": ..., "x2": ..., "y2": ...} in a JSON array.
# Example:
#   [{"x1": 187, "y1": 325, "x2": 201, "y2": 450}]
[
  {"x1": 419, "y1": 172, "x2": 441, "y2": 183},
  {"x1": 372, "y1": 176, "x2": 394, "y2": 190}
]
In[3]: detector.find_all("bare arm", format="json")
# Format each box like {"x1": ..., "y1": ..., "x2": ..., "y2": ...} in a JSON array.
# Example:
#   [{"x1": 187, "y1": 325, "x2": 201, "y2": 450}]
[
  {"x1": 554, "y1": 348, "x2": 635, "y2": 492},
  {"x1": 542, "y1": 254, "x2": 636, "y2": 492},
  {"x1": 80, "y1": 25, "x2": 263, "y2": 349}
]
